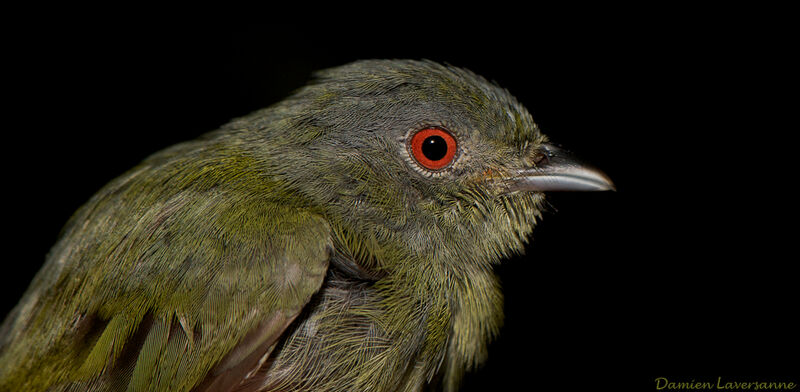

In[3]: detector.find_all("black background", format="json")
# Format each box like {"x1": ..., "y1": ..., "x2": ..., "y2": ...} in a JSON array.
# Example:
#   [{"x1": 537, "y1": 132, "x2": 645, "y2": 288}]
[{"x1": 3, "y1": 11, "x2": 795, "y2": 391}]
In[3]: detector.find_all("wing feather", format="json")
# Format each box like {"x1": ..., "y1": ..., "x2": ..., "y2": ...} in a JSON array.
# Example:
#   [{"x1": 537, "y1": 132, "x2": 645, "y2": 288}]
[{"x1": 0, "y1": 165, "x2": 331, "y2": 392}]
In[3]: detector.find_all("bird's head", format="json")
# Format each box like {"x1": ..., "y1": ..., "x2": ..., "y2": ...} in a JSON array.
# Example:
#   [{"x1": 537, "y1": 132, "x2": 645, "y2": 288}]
[{"x1": 237, "y1": 60, "x2": 613, "y2": 272}]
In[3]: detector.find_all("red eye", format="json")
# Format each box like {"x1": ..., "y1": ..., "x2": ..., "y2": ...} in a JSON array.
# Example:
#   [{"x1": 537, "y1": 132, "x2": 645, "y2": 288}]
[{"x1": 410, "y1": 128, "x2": 457, "y2": 170}]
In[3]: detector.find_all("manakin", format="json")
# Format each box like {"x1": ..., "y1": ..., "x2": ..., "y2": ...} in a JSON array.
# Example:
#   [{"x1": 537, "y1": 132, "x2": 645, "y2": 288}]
[{"x1": 0, "y1": 60, "x2": 613, "y2": 392}]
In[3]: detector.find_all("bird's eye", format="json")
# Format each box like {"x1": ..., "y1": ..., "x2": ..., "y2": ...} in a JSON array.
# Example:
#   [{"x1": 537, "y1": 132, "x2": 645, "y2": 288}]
[{"x1": 409, "y1": 128, "x2": 457, "y2": 171}]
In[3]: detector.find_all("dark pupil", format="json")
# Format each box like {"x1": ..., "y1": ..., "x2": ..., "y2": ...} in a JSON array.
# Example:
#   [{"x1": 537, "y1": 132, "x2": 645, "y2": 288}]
[{"x1": 421, "y1": 135, "x2": 448, "y2": 161}]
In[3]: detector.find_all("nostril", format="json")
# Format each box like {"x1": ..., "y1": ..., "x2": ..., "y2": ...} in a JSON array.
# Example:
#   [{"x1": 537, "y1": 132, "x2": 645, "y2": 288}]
[{"x1": 531, "y1": 150, "x2": 550, "y2": 166}]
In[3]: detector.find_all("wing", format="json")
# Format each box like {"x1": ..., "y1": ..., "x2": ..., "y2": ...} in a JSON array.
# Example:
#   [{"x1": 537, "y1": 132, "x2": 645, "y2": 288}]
[{"x1": 0, "y1": 162, "x2": 332, "y2": 392}]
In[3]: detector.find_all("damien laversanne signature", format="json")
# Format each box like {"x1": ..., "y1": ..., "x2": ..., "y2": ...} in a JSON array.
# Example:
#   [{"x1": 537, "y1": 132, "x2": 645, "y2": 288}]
[{"x1": 655, "y1": 377, "x2": 797, "y2": 390}]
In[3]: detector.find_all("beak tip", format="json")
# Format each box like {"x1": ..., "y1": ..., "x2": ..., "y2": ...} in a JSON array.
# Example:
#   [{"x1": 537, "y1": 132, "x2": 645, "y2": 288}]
[{"x1": 598, "y1": 173, "x2": 616, "y2": 192}]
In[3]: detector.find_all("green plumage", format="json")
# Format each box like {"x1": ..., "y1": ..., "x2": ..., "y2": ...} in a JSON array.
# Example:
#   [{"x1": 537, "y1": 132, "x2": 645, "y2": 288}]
[{"x1": 0, "y1": 60, "x2": 607, "y2": 391}]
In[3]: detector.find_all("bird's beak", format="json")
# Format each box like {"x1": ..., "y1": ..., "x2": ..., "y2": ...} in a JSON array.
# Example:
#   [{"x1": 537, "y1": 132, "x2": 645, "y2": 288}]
[{"x1": 506, "y1": 143, "x2": 615, "y2": 192}]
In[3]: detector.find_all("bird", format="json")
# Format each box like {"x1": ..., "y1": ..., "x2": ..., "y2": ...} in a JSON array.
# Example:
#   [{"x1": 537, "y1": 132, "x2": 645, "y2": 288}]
[{"x1": 0, "y1": 59, "x2": 613, "y2": 392}]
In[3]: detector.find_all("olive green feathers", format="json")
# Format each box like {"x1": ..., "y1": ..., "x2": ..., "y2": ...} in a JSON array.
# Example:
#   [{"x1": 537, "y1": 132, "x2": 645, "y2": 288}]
[{"x1": 0, "y1": 59, "x2": 612, "y2": 392}]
